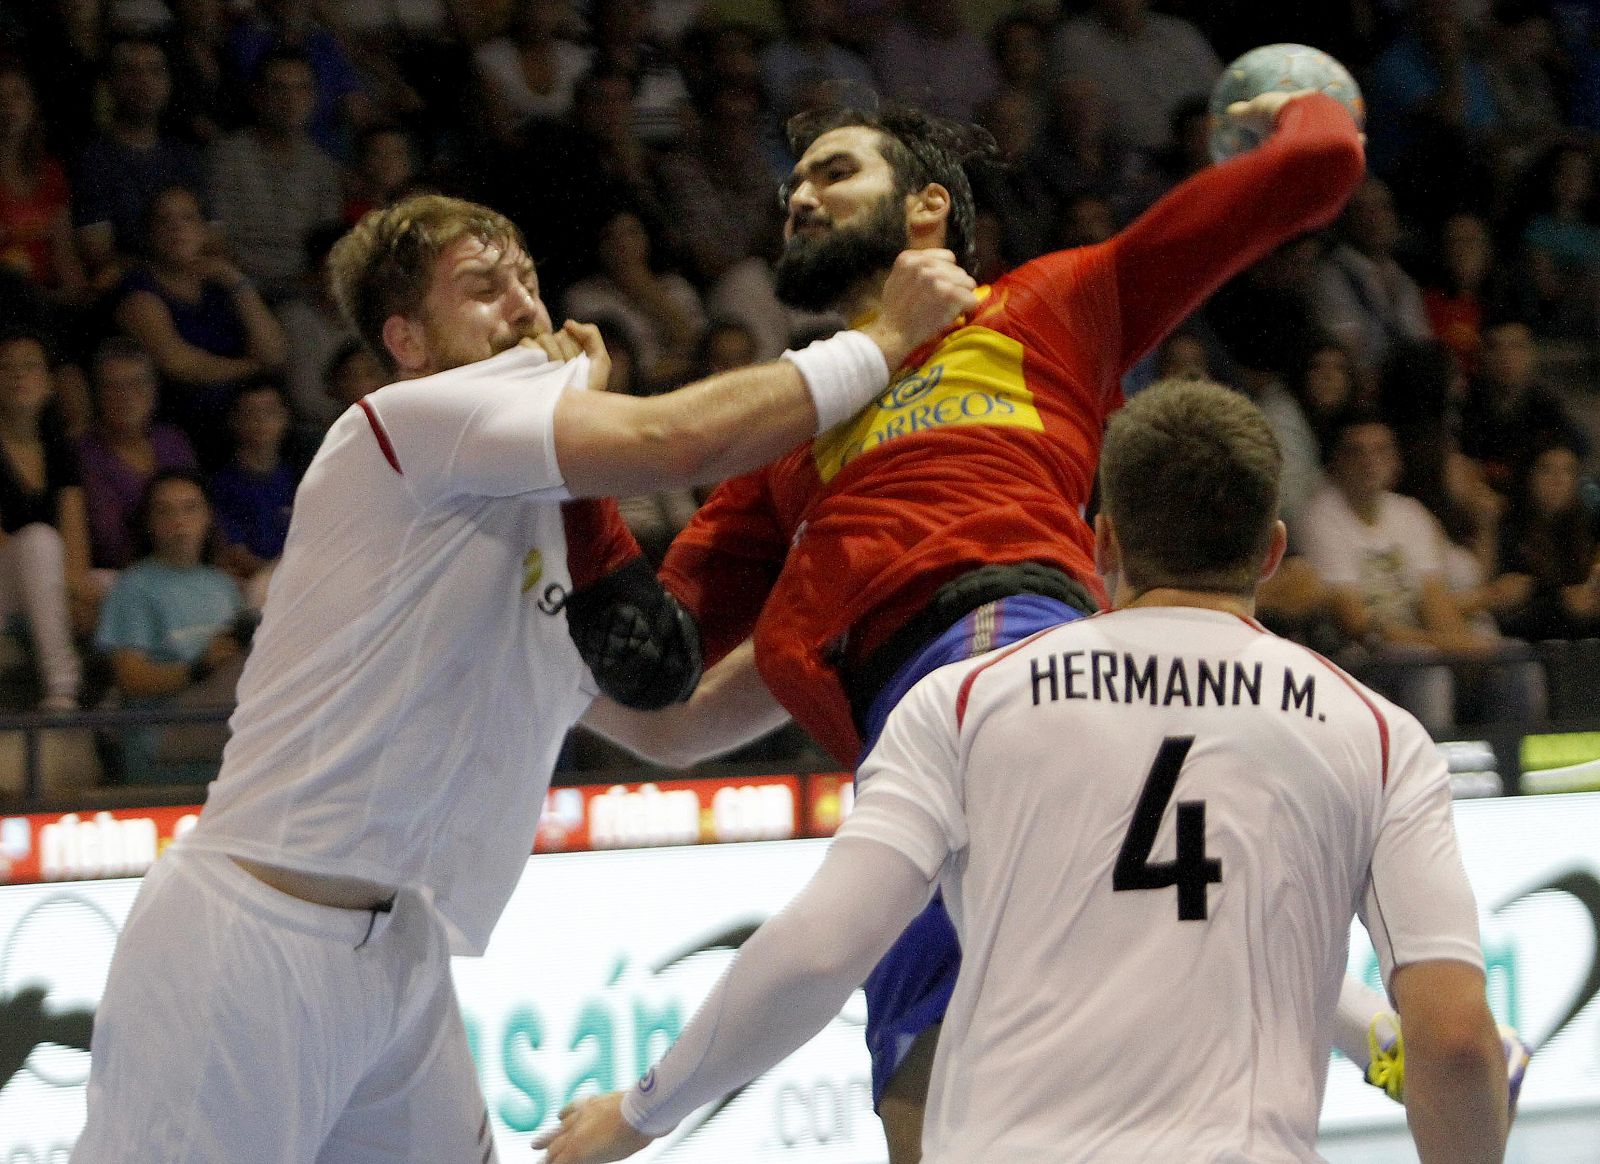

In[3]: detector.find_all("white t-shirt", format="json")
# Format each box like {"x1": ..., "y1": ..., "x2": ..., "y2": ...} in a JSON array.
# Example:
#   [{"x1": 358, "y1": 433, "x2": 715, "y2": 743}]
[
  {"x1": 845, "y1": 606, "x2": 1482, "y2": 1164},
  {"x1": 187, "y1": 346, "x2": 599, "y2": 954},
  {"x1": 1300, "y1": 486, "x2": 1446, "y2": 628}
]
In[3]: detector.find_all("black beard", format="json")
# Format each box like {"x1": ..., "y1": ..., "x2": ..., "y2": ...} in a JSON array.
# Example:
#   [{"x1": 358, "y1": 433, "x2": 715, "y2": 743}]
[{"x1": 774, "y1": 196, "x2": 908, "y2": 313}]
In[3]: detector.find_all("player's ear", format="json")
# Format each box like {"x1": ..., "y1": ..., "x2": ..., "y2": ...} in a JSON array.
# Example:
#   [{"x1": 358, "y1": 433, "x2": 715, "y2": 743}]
[
  {"x1": 907, "y1": 183, "x2": 951, "y2": 243},
  {"x1": 1259, "y1": 520, "x2": 1289, "y2": 583},
  {"x1": 1094, "y1": 513, "x2": 1120, "y2": 577},
  {"x1": 382, "y1": 314, "x2": 426, "y2": 375}
]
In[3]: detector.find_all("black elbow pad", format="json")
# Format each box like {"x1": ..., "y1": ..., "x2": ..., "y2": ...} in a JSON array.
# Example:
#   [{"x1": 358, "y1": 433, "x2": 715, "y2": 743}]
[{"x1": 561, "y1": 557, "x2": 703, "y2": 709}]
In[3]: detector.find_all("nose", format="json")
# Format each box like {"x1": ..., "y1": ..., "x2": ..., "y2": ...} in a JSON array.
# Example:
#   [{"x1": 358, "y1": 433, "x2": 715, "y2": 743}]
[
  {"x1": 505, "y1": 279, "x2": 543, "y2": 325},
  {"x1": 787, "y1": 180, "x2": 820, "y2": 220}
]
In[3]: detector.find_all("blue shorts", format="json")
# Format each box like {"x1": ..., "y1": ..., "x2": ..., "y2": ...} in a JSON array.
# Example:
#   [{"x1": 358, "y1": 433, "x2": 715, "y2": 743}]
[{"x1": 856, "y1": 593, "x2": 1086, "y2": 1107}]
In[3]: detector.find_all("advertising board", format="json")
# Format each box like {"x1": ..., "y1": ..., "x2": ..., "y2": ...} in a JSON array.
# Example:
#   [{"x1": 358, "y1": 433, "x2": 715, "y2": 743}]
[{"x1": 1, "y1": 795, "x2": 1597, "y2": 1158}]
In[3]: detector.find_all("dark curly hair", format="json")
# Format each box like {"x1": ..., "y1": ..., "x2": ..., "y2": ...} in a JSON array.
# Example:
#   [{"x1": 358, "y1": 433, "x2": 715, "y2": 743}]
[{"x1": 784, "y1": 104, "x2": 997, "y2": 276}]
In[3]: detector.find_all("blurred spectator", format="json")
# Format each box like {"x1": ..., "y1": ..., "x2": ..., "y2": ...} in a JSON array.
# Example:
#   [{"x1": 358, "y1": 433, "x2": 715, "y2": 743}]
[
  {"x1": 73, "y1": 33, "x2": 205, "y2": 293},
  {"x1": 0, "y1": 331, "x2": 90, "y2": 711},
  {"x1": 95, "y1": 468, "x2": 245, "y2": 782},
  {"x1": 589, "y1": 0, "x2": 692, "y2": 147},
  {"x1": 1494, "y1": 439, "x2": 1600, "y2": 639},
  {"x1": 210, "y1": 378, "x2": 298, "y2": 607},
  {"x1": 1258, "y1": 335, "x2": 1355, "y2": 537},
  {"x1": 1482, "y1": 0, "x2": 1567, "y2": 171},
  {"x1": 760, "y1": 0, "x2": 877, "y2": 123},
  {"x1": 474, "y1": 0, "x2": 593, "y2": 142},
  {"x1": 1299, "y1": 412, "x2": 1504, "y2": 733},
  {"x1": 0, "y1": 61, "x2": 87, "y2": 306},
  {"x1": 1421, "y1": 211, "x2": 1512, "y2": 373},
  {"x1": 971, "y1": 88, "x2": 1055, "y2": 266},
  {"x1": 1153, "y1": 330, "x2": 1213, "y2": 382},
  {"x1": 870, "y1": 0, "x2": 998, "y2": 125},
  {"x1": 342, "y1": 122, "x2": 422, "y2": 224},
  {"x1": 695, "y1": 316, "x2": 761, "y2": 378},
  {"x1": 989, "y1": 10, "x2": 1051, "y2": 113},
  {"x1": 1119, "y1": 95, "x2": 1210, "y2": 220},
  {"x1": 1556, "y1": 0, "x2": 1600, "y2": 133},
  {"x1": 655, "y1": 78, "x2": 784, "y2": 288},
  {"x1": 113, "y1": 183, "x2": 288, "y2": 467},
  {"x1": 679, "y1": 20, "x2": 765, "y2": 101},
  {"x1": 162, "y1": 0, "x2": 235, "y2": 147},
  {"x1": 1056, "y1": 192, "x2": 1116, "y2": 249},
  {"x1": 322, "y1": 337, "x2": 385, "y2": 413},
  {"x1": 224, "y1": 0, "x2": 371, "y2": 158},
  {"x1": 563, "y1": 209, "x2": 707, "y2": 391},
  {"x1": 1516, "y1": 142, "x2": 1600, "y2": 339},
  {"x1": 1025, "y1": 73, "x2": 1131, "y2": 210},
  {"x1": 1048, "y1": 0, "x2": 1220, "y2": 155},
  {"x1": 323, "y1": 0, "x2": 476, "y2": 157},
  {"x1": 20, "y1": 0, "x2": 106, "y2": 158},
  {"x1": 1382, "y1": 340, "x2": 1506, "y2": 629},
  {"x1": 207, "y1": 48, "x2": 344, "y2": 301},
  {"x1": 275, "y1": 223, "x2": 358, "y2": 432},
  {"x1": 1311, "y1": 177, "x2": 1433, "y2": 384},
  {"x1": 77, "y1": 337, "x2": 199, "y2": 573},
  {"x1": 499, "y1": 67, "x2": 658, "y2": 297},
  {"x1": 1459, "y1": 317, "x2": 1591, "y2": 489},
  {"x1": 1363, "y1": 0, "x2": 1497, "y2": 168},
  {"x1": 1361, "y1": 0, "x2": 1497, "y2": 220}
]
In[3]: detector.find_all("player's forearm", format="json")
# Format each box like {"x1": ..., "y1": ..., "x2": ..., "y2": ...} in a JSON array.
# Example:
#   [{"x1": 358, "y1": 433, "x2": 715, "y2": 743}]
[
  {"x1": 557, "y1": 331, "x2": 888, "y2": 498},
  {"x1": 1405, "y1": 1023, "x2": 1508, "y2": 1163},
  {"x1": 580, "y1": 641, "x2": 789, "y2": 768},
  {"x1": 620, "y1": 839, "x2": 928, "y2": 1137}
]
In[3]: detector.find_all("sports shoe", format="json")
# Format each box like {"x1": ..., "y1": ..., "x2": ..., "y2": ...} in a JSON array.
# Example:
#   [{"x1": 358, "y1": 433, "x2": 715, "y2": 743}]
[{"x1": 1364, "y1": 1013, "x2": 1533, "y2": 1114}]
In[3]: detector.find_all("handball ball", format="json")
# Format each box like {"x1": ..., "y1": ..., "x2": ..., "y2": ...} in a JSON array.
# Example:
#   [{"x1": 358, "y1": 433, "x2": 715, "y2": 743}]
[{"x1": 1208, "y1": 43, "x2": 1364, "y2": 162}]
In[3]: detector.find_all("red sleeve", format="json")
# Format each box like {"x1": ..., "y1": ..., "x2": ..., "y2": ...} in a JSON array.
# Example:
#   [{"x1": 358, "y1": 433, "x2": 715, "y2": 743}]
[
  {"x1": 659, "y1": 470, "x2": 789, "y2": 668},
  {"x1": 993, "y1": 93, "x2": 1365, "y2": 390},
  {"x1": 562, "y1": 498, "x2": 643, "y2": 591},
  {"x1": 1108, "y1": 92, "x2": 1365, "y2": 369}
]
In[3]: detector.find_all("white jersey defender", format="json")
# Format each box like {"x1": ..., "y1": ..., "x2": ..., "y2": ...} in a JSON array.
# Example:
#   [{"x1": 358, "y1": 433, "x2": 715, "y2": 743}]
[
  {"x1": 847, "y1": 605, "x2": 1483, "y2": 1163},
  {"x1": 76, "y1": 345, "x2": 599, "y2": 1164}
]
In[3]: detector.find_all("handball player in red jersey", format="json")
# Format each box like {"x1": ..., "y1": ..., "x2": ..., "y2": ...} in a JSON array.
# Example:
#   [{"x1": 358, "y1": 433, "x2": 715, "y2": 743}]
[{"x1": 577, "y1": 89, "x2": 1381, "y2": 1161}]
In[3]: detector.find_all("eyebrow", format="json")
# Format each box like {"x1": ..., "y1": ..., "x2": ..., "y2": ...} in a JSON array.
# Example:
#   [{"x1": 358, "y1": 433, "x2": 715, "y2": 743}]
[{"x1": 788, "y1": 150, "x2": 858, "y2": 190}]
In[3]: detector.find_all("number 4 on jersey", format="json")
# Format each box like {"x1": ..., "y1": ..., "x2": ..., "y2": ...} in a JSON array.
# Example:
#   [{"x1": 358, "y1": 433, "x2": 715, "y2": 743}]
[{"x1": 1113, "y1": 735, "x2": 1222, "y2": 920}]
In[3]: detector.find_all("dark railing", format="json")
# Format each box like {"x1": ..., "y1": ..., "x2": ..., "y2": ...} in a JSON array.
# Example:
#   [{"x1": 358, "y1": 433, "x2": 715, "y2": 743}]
[
  {"x1": 4, "y1": 639, "x2": 1598, "y2": 811},
  {"x1": 0, "y1": 703, "x2": 234, "y2": 807}
]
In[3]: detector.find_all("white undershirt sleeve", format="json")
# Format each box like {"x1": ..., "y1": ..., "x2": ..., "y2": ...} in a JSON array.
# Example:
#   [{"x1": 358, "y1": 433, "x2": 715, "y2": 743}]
[{"x1": 619, "y1": 833, "x2": 937, "y2": 1137}]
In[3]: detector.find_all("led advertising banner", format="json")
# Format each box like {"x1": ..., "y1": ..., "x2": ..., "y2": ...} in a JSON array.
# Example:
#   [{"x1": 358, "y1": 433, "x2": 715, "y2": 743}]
[{"x1": 2, "y1": 796, "x2": 1598, "y2": 1159}]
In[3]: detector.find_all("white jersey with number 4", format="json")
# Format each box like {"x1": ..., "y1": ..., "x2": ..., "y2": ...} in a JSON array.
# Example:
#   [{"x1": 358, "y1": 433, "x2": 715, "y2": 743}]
[
  {"x1": 846, "y1": 605, "x2": 1483, "y2": 1164},
  {"x1": 187, "y1": 346, "x2": 597, "y2": 955}
]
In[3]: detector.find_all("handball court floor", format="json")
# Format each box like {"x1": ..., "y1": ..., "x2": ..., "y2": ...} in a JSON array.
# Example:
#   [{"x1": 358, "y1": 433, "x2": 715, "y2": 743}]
[{"x1": 1318, "y1": 1105, "x2": 1600, "y2": 1162}]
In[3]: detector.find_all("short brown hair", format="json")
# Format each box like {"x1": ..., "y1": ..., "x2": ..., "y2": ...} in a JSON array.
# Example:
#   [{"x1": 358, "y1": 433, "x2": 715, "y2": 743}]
[
  {"x1": 328, "y1": 194, "x2": 525, "y2": 372},
  {"x1": 1099, "y1": 379, "x2": 1282, "y2": 595}
]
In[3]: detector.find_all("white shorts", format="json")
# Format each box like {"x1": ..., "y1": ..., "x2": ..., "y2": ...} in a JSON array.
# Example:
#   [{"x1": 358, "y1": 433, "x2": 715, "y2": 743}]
[{"x1": 73, "y1": 848, "x2": 497, "y2": 1164}]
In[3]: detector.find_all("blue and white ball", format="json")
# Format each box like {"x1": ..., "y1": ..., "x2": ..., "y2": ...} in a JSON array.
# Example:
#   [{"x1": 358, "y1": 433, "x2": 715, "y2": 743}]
[{"x1": 1208, "y1": 43, "x2": 1364, "y2": 162}]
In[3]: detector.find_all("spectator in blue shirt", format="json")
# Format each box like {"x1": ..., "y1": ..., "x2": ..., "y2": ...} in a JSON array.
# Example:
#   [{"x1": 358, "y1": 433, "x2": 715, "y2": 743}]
[{"x1": 96, "y1": 468, "x2": 244, "y2": 783}]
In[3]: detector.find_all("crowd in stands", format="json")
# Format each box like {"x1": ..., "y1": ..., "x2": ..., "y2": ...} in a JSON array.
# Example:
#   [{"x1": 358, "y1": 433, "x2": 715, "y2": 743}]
[{"x1": 0, "y1": 0, "x2": 1597, "y2": 789}]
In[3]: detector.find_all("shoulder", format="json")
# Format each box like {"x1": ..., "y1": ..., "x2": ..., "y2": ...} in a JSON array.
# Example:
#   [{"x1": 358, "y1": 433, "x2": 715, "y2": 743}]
[{"x1": 1382, "y1": 491, "x2": 1439, "y2": 532}]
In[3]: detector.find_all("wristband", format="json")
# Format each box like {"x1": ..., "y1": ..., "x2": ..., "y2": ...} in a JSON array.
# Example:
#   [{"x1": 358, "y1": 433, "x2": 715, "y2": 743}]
[
  {"x1": 780, "y1": 329, "x2": 891, "y2": 434},
  {"x1": 620, "y1": 1079, "x2": 670, "y2": 1137}
]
